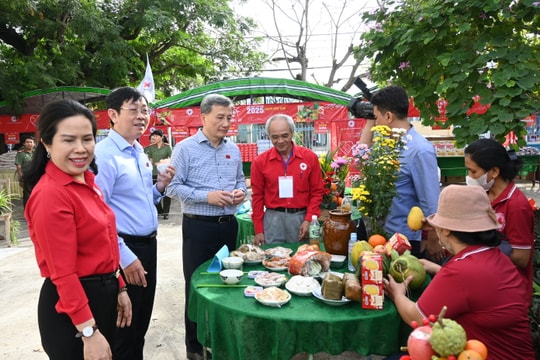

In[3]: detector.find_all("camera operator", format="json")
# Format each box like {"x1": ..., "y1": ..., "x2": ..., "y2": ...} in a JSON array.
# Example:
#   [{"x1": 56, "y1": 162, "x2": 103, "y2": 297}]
[{"x1": 353, "y1": 84, "x2": 445, "y2": 262}]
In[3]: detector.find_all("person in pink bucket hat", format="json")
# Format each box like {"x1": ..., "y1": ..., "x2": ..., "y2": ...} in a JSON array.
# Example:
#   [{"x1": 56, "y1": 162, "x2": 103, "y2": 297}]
[{"x1": 384, "y1": 185, "x2": 535, "y2": 360}]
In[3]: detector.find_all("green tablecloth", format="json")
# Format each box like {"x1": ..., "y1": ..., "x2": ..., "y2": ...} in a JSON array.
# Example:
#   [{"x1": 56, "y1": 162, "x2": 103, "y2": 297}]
[
  {"x1": 235, "y1": 213, "x2": 255, "y2": 246},
  {"x1": 188, "y1": 242, "x2": 403, "y2": 360}
]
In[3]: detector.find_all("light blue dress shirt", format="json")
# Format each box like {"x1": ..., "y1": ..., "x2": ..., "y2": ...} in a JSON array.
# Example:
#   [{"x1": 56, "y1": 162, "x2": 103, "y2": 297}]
[
  {"x1": 166, "y1": 129, "x2": 246, "y2": 216},
  {"x1": 385, "y1": 126, "x2": 440, "y2": 241},
  {"x1": 94, "y1": 129, "x2": 163, "y2": 268}
]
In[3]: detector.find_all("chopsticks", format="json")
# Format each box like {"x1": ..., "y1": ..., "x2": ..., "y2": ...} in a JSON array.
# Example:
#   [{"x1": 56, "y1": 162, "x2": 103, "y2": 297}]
[
  {"x1": 196, "y1": 284, "x2": 249, "y2": 288},
  {"x1": 199, "y1": 271, "x2": 247, "y2": 275}
]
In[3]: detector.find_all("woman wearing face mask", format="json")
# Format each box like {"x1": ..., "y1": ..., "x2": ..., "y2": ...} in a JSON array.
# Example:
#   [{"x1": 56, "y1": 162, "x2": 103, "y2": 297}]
[
  {"x1": 464, "y1": 138, "x2": 534, "y2": 294},
  {"x1": 384, "y1": 185, "x2": 535, "y2": 360}
]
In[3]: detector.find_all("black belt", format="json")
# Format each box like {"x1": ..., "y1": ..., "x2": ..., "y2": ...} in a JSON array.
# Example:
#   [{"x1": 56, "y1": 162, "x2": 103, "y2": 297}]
[
  {"x1": 79, "y1": 270, "x2": 119, "y2": 282},
  {"x1": 118, "y1": 231, "x2": 157, "y2": 243},
  {"x1": 268, "y1": 207, "x2": 307, "y2": 214},
  {"x1": 184, "y1": 214, "x2": 234, "y2": 223}
]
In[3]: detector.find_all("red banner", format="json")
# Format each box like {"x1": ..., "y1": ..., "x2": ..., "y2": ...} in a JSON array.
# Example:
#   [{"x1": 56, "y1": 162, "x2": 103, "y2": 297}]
[
  {"x1": 1, "y1": 101, "x2": 350, "y2": 147},
  {"x1": 152, "y1": 102, "x2": 349, "y2": 144}
]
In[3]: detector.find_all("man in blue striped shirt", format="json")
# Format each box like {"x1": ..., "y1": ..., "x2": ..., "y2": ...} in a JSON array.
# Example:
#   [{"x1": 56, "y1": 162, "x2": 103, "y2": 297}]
[{"x1": 167, "y1": 94, "x2": 246, "y2": 360}]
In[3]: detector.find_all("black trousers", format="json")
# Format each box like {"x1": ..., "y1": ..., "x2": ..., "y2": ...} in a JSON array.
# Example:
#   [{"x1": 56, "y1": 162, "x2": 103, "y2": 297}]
[
  {"x1": 38, "y1": 275, "x2": 118, "y2": 359},
  {"x1": 182, "y1": 215, "x2": 238, "y2": 354},
  {"x1": 152, "y1": 176, "x2": 171, "y2": 215},
  {"x1": 114, "y1": 233, "x2": 157, "y2": 360}
]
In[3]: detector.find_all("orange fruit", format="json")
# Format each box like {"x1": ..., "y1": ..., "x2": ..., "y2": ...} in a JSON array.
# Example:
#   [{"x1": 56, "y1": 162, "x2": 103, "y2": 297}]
[
  {"x1": 368, "y1": 234, "x2": 386, "y2": 247},
  {"x1": 464, "y1": 339, "x2": 488, "y2": 360},
  {"x1": 457, "y1": 350, "x2": 483, "y2": 360}
]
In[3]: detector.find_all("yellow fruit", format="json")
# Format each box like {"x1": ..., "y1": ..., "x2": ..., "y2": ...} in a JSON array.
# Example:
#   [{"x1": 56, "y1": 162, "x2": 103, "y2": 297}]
[
  {"x1": 351, "y1": 240, "x2": 373, "y2": 270},
  {"x1": 407, "y1": 206, "x2": 425, "y2": 231}
]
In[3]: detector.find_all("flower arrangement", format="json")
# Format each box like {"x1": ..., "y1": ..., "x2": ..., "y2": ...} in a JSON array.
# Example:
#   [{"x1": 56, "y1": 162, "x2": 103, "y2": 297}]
[
  {"x1": 350, "y1": 125, "x2": 408, "y2": 236},
  {"x1": 319, "y1": 149, "x2": 351, "y2": 210}
]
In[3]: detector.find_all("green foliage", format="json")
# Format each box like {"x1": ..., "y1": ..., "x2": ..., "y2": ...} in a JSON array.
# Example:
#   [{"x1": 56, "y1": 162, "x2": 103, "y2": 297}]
[
  {"x1": 0, "y1": 188, "x2": 11, "y2": 214},
  {"x1": 0, "y1": 0, "x2": 267, "y2": 113},
  {"x1": 357, "y1": 0, "x2": 540, "y2": 148}
]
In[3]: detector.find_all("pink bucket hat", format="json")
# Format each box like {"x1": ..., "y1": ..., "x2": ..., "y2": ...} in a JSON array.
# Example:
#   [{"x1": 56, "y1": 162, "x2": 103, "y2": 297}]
[{"x1": 427, "y1": 185, "x2": 500, "y2": 232}]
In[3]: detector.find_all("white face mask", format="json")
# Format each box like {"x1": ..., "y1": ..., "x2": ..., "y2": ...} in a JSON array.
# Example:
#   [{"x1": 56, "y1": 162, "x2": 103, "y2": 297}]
[{"x1": 466, "y1": 172, "x2": 494, "y2": 191}]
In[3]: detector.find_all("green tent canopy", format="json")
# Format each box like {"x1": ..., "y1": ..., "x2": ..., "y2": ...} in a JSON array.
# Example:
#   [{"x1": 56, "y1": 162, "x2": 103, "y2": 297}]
[
  {"x1": 154, "y1": 77, "x2": 354, "y2": 109},
  {"x1": 0, "y1": 86, "x2": 111, "y2": 115}
]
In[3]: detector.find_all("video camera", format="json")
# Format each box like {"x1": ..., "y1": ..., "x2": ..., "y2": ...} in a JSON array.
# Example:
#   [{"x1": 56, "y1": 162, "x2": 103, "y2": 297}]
[{"x1": 348, "y1": 77, "x2": 375, "y2": 120}]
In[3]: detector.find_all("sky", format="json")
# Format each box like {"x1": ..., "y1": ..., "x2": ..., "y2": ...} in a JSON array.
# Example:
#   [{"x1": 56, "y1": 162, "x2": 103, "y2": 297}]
[{"x1": 232, "y1": 0, "x2": 380, "y2": 94}]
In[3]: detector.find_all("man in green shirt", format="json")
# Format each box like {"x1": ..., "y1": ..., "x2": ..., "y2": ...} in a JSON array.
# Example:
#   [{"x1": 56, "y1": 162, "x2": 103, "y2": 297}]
[
  {"x1": 15, "y1": 135, "x2": 35, "y2": 207},
  {"x1": 144, "y1": 129, "x2": 172, "y2": 219}
]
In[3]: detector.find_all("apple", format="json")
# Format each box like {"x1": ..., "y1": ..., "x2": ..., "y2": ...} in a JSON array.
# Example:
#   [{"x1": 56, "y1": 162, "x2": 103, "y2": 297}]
[
  {"x1": 407, "y1": 325, "x2": 436, "y2": 360},
  {"x1": 373, "y1": 244, "x2": 387, "y2": 255}
]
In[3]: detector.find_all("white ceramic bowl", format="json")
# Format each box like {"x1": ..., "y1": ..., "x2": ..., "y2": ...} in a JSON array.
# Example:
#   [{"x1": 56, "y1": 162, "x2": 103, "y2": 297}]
[
  {"x1": 219, "y1": 269, "x2": 244, "y2": 285},
  {"x1": 222, "y1": 256, "x2": 244, "y2": 270},
  {"x1": 330, "y1": 254, "x2": 346, "y2": 268}
]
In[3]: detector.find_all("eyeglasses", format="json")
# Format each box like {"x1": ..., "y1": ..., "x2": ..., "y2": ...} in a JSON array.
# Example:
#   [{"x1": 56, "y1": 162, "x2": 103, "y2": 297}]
[{"x1": 120, "y1": 107, "x2": 150, "y2": 116}]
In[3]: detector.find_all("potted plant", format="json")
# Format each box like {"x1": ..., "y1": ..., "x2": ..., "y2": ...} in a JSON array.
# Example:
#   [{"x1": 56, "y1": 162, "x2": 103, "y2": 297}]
[{"x1": 0, "y1": 187, "x2": 20, "y2": 246}]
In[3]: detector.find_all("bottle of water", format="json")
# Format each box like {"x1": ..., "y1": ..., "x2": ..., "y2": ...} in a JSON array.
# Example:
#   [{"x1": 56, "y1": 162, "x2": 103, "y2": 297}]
[
  {"x1": 309, "y1": 215, "x2": 321, "y2": 246},
  {"x1": 347, "y1": 232, "x2": 358, "y2": 271}
]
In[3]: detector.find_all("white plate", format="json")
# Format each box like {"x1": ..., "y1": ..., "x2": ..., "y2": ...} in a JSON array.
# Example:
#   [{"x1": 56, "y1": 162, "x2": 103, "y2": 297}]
[
  {"x1": 264, "y1": 247, "x2": 293, "y2": 257},
  {"x1": 254, "y1": 272, "x2": 287, "y2": 287},
  {"x1": 312, "y1": 287, "x2": 351, "y2": 306},
  {"x1": 263, "y1": 264, "x2": 288, "y2": 271},
  {"x1": 247, "y1": 270, "x2": 268, "y2": 279},
  {"x1": 244, "y1": 259, "x2": 263, "y2": 265},
  {"x1": 255, "y1": 287, "x2": 291, "y2": 307},
  {"x1": 285, "y1": 276, "x2": 320, "y2": 296}
]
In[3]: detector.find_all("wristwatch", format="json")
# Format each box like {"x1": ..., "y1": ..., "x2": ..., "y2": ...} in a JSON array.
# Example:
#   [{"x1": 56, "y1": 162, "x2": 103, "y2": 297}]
[{"x1": 75, "y1": 324, "x2": 98, "y2": 338}]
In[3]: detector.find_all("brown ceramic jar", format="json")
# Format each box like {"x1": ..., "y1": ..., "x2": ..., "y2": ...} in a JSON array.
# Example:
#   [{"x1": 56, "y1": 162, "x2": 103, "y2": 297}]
[{"x1": 322, "y1": 209, "x2": 356, "y2": 255}]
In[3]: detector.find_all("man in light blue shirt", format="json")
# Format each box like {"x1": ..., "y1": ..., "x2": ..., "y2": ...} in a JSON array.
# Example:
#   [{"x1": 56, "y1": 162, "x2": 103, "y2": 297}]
[
  {"x1": 166, "y1": 94, "x2": 246, "y2": 360},
  {"x1": 94, "y1": 87, "x2": 174, "y2": 360},
  {"x1": 362, "y1": 86, "x2": 443, "y2": 260}
]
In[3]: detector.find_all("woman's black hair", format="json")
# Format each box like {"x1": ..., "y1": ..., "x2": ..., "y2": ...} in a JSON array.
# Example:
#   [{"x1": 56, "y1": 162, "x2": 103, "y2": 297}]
[
  {"x1": 464, "y1": 138, "x2": 522, "y2": 181},
  {"x1": 21, "y1": 99, "x2": 98, "y2": 194},
  {"x1": 451, "y1": 229, "x2": 501, "y2": 247}
]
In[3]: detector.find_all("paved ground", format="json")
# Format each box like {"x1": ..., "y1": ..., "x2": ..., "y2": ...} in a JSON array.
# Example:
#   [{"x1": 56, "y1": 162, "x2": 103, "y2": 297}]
[{"x1": 1, "y1": 180, "x2": 539, "y2": 359}]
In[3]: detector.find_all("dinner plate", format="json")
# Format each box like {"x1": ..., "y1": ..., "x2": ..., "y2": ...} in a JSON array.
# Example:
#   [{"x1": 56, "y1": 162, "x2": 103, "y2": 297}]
[
  {"x1": 254, "y1": 287, "x2": 291, "y2": 307},
  {"x1": 285, "y1": 276, "x2": 320, "y2": 296},
  {"x1": 263, "y1": 264, "x2": 288, "y2": 272},
  {"x1": 264, "y1": 247, "x2": 293, "y2": 258},
  {"x1": 312, "y1": 287, "x2": 351, "y2": 306},
  {"x1": 254, "y1": 272, "x2": 287, "y2": 287},
  {"x1": 244, "y1": 259, "x2": 263, "y2": 265}
]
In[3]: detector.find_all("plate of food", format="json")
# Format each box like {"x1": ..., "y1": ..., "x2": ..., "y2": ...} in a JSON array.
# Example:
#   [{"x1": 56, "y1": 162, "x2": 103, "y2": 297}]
[
  {"x1": 254, "y1": 272, "x2": 288, "y2": 287},
  {"x1": 244, "y1": 258, "x2": 263, "y2": 265},
  {"x1": 262, "y1": 256, "x2": 290, "y2": 271},
  {"x1": 264, "y1": 246, "x2": 293, "y2": 258},
  {"x1": 285, "y1": 275, "x2": 320, "y2": 296},
  {"x1": 254, "y1": 286, "x2": 291, "y2": 307},
  {"x1": 230, "y1": 244, "x2": 265, "y2": 264},
  {"x1": 312, "y1": 287, "x2": 351, "y2": 306}
]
